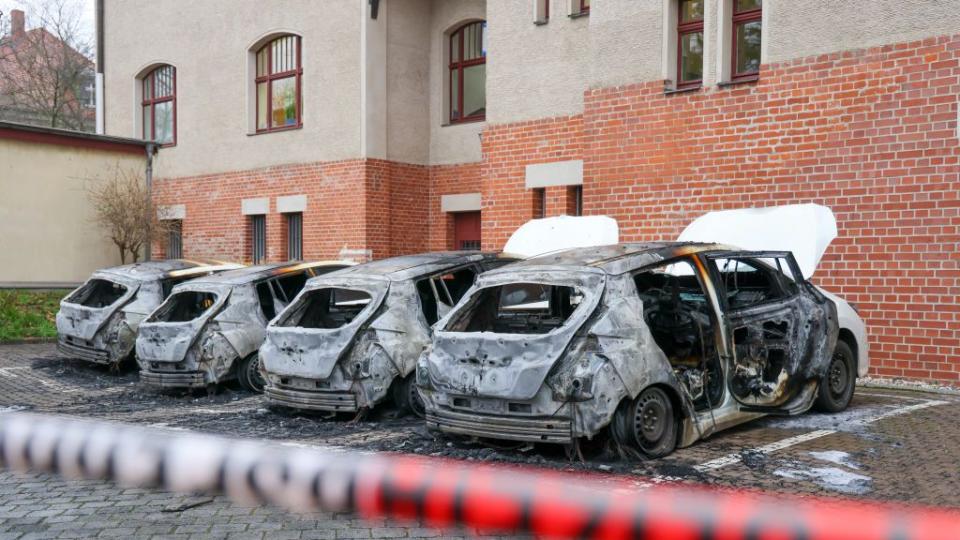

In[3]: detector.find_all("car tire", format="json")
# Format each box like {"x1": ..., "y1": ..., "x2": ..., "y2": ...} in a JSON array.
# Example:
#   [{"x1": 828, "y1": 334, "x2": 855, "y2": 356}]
[
  {"x1": 392, "y1": 374, "x2": 426, "y2": 418},
  {"x1": 238, "y1": 354, "x2": 265, "y2": 394},
  {"x1": 814, "y1": 340, "x2": 856, "y2": 413},
  {"x1": 613, "y1": 386, "x2": 678, "y2": 459}
]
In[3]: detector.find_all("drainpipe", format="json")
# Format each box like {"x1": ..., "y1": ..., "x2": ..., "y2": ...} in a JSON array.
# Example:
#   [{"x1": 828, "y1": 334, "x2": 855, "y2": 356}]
[
  {"x1": 144, "y1": 143, "x2": 156, "y2": 262},
  {"x1": 95, "y1": 0, "x2": 105, "y2": 134}
]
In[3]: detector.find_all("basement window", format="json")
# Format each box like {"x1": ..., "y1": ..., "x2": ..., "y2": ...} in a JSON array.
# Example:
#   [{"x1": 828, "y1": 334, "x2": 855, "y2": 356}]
[
  {"x1": 149, "y1": 291, "x2": 218, "y2": 323},
  {"x1": 65, "y1": 279, "x2": 128, "y2": 308},
  {"x1": 444, "y1": 282, "x2": 584, "y2": 335},
  {"x1": 276, "y1": 288, "x2": 373, "y2": 329}
]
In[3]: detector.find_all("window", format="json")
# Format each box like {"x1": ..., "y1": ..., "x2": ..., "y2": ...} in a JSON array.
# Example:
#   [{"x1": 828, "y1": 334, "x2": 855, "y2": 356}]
[
  {"x1": 416, "y1": 267, "x2": 478, "y2": 325},
  {"x1": 141, "y1": 65, "x2": 176, "y2": 145},
  {"x1": 578, "y1": 0, "x2": 590, "y2": 15},
  {"x1": 255, "y1": 35, "x2": 302, "y2": 132},
  {"x1": 535, "y1": 0, "x2": 549, "y2": 23},
  {"x1": 710, "y1": 256, "x2": 798, "y2": 311},
  {"x1": 444, "y1": 282, "x2": 586, "y2": 335},
  {"x1": 453, "y1": 211, "x2": 481, "y2": 251},
  {"x1": 251, "y1": 215, "x2": 266, "y2": 264},
  {"x1": 533, "y1": 188, "x2": 546, "y2": 218},
  {"x1": 569, "y1": 185, "x2": 583, "y2": 216},
  {"x1": 731, "y1": 0, "x2": 762, "y2": 81},
  {"x1": 286, "y1": 213, "x2": 302, "y2": 261},
  {"x1": 166, "y1": 220, "x2": 183, "y2": 259},
  {"x1": 677, "y1": 0, "x2": 704, "y2": 89},
  {"x1": 449, "y1": 21, "x2": 486, "y2": 124}
]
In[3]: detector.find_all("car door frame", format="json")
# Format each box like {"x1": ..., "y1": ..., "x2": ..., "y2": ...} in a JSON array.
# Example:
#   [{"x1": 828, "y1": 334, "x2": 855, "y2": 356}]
[{"x1": 700, "y1": 250, "x2": 836, "y2": 413}]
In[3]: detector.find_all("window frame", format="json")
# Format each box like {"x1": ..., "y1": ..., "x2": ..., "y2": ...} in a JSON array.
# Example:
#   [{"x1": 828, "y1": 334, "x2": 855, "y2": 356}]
[
  {"x1": 251, "y1": 214, "x2": 266, "y2": 264},
  {"x1": 448, "y1": 21, "x2": 487, "y2": 125},
  {"x1": 533, "y1": 188, "x2": 546, "y2": 219},
  {"x1": 141, "y1": 65, "x2": 176, "y2": 146},
  {"x1": 166, "y1": 220, "x2": 183, "y2": 259},
  {"x1": 676, "y1": 0, "x2": 704, "y2": 90},
  {"x1": 579, "y1": 0, "x2": 590, "y2": 15},
  {"x1": 286, "y1": 212, "x2": 303, "y2": 261},
  {"x1": 731, "y1": 0, "x2": 762, "y2": 82},
  {"x1": 570, "y1": 185, "x2": 583, "y2": 216},
  {"x1": 255, "y1": 35, "x2": 303, "y2": 134}
]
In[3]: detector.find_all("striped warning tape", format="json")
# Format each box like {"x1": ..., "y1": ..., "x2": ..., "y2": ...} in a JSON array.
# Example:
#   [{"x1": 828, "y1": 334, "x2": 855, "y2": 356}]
[{"x1": 1, "y1": 412, "x2": 958, "y2": 540}]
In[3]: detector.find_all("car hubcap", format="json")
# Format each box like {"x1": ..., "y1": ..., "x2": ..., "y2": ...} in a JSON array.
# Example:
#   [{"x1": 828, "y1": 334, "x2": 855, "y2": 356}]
[
  {"x1": 636, "y1": 392, "x2": 666, "y2": 443},
  {"x1": 248, "y1": 357, "x2": 265, "y2": 391},
  {"x1": 828, "y1": 353, "x2": 848, "y2": 396}
]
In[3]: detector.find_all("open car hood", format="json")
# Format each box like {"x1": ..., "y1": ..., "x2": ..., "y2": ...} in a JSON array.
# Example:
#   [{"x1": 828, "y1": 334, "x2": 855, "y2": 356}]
[
  {"x1": 678, "y1": 204, "x2": 837, "y2": 279},
  {"x1": 502, "y1": 215, "x2": 619, "y2": 259}
]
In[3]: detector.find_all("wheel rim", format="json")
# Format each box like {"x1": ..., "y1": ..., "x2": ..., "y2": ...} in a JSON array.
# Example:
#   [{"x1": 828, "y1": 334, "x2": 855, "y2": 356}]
[
  {"x1": 408, "y1": 378, "x2": 425, "y2": 417},
  {"x1": 827, "y1": 352, "x2": 849, "y2": 398},
  {"x1": 634, "y1": 390, "x2": 668, "y2": 446},
  {"x1": 247, "y1": 356, "x2": 265, "y2": 392}
]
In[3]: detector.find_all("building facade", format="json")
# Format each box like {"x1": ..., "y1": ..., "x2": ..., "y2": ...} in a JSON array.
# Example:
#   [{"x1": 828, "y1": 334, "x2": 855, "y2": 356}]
[{"x1": 101, "y1": 0, "x2": 960, "y2": 384}]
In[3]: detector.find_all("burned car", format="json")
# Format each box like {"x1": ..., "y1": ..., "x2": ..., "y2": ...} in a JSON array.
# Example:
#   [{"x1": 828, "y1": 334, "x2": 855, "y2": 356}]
[
  {"x1": 260, "y1": 252, "x2": 513, "y2": 415},
  {"x1": 419, "y1": 242, "x2": 868, "y2": 458},
  {"x1": 56, "y1": 260, "x2": 243, "y2": 366},
  {"x1": 136, "y1": 261, "x2": 350, "y2": 392}
]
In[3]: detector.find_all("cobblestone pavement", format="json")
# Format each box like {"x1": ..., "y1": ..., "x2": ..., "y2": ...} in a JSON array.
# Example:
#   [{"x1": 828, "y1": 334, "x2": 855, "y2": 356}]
[{"x1": 2, "y1": 343, "x2": 960, "y2": 538}]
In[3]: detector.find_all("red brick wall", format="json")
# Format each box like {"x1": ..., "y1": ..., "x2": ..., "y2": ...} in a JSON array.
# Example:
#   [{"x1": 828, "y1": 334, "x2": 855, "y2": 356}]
[{"x1": 481, "y1": 34, "x2": 960, "y2": 383}]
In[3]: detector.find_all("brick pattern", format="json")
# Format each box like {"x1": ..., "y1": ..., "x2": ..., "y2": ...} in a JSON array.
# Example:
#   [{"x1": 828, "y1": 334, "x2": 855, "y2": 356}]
[
  {"x1": 481, "y1": 34, "x2": 960, "y2": 383},
  {"x1": 427, "y1": 162, "x2": 483, "y2": 251}
]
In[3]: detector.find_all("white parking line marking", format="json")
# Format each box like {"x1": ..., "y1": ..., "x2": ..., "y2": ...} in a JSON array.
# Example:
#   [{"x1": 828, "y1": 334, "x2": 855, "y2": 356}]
[{"x1": 693, "y1": 399, "x2": 949, "y2": 472}]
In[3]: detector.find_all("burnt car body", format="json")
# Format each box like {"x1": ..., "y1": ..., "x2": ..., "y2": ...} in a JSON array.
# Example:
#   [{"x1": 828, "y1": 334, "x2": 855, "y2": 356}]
[
  {"x1": 419, "y1": 242, "x2": 869, "y2": 457},
  {"x1": 136, "y1": 261, "x2": 350, "y2": 391},
  {"x1": 260, "y1": 252, "x2": 513, "y2": 414},
  {"x1": 56, "y1": 260, "x2": 243, "y2": 365}
]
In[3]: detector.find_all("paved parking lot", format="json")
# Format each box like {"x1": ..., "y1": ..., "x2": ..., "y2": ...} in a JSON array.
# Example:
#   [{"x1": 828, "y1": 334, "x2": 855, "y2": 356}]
[{"x1": 1, "y1": 343, "x2": 959, "y2": 538}]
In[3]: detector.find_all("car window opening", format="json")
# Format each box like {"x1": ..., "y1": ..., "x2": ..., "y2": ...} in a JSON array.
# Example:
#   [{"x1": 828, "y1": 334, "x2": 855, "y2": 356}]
[
  {"x1": 416, "y1": 267, "x2": 478, "y2": 325},
  {"x1": 444, "y1": 283, "x2": 584, "y2": 335},
  {"x1": 149, "y1": 291, "x2": 218, "y2": 323},
  {"x1": 634, "y1": 261, "x2": 723, "y2": 410},
  {"x1": 66, "y1": 279, "x2": 128, "y2": 308},
  {"x1": 276, "y1": 288, "x2": 373, "y2": 329},
  {"x1": 714, "y1": 258, "x2": 798, "y2": 310}
]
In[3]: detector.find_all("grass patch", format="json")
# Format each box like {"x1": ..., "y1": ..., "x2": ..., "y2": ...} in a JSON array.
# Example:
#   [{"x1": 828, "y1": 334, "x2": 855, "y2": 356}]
[{"x1": 0, "y1": 289, "x2": 70, "y2": 342}]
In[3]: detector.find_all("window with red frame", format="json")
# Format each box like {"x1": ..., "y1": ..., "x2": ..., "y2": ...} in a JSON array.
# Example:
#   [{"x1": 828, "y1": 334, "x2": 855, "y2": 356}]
[
  {"x1": 142, "y1": 65, "x2": 176, "y2": 145},
  {"x1": 449, "y1": 21, "x2": 486, "y2": 124},
  {"x1": 676, "y1": 0, "x2": 704, "y2": 89},
  {"x1": 732, "y1": 0, "x2": 762, "y2": 81},
  {"x1": 256, "y1": 35, "x2": 302, "y2": 132}
]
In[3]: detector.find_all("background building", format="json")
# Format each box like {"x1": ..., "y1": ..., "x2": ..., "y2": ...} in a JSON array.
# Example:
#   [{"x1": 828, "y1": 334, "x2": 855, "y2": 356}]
[{"x1": 99, "y1": 0, "x2": 960, "y2": 383}]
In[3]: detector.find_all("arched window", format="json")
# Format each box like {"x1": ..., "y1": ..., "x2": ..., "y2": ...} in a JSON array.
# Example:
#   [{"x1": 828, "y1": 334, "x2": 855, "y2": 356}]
[
  {"x1": 448, "y1": 21, "x2": 486, "y2": 124},
  {"x1": 255, "y1": 35, "x2": 302, "y2": 132},
  {"x1": 141, "y1": 65, "x2": 176, "y2": 145}
]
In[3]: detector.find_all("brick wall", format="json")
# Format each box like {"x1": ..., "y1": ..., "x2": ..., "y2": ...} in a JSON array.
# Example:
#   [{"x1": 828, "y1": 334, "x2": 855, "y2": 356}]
[
  {"x1": 481, "y1": 34, "x2": 960, "y2": 383},
  {"x1": 427, "y1": 162, "x2": 483, "y2": 251}
]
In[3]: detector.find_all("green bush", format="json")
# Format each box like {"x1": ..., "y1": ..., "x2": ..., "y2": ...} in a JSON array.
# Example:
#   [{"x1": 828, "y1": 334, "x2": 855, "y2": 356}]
[{"x1": 0, "y1": 290, "x2": 70, "y2": 342}]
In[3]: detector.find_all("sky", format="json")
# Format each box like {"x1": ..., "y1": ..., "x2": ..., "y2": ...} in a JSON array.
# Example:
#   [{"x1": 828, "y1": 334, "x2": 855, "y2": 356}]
[{"x1": 0, "y1": 0, "x2": 95, "y2": 41}]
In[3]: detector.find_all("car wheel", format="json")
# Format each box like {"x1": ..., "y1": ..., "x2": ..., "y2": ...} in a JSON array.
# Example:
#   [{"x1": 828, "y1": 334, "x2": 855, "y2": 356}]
[
  {"x1": 814, "y1": 340, "x2": 856, "y2": 413},
  {"x1": 614, "y1": 386, "x2": 678, "y2": 459},
  {"x1": 238, "y1": 354, "x2": 265, "y2": 394},
  {"x1": 392, "y1": 374, "x2": 426, "y2": 418}
]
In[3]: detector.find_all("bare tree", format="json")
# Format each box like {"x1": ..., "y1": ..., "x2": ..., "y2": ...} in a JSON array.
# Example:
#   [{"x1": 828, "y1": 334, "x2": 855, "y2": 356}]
[
  {"x1": 87, "y1": 165, "x2": 170, "y2": 264},
  {"x1": 0, "y1": 0, "x2": 94, "y2": 131}
]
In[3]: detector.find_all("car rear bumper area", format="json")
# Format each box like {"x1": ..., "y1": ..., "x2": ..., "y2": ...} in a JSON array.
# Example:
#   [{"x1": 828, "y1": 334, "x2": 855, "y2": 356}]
[
  {"x1": 57, "y1": 337, "x2": 111, "y2": 364},
  {"x1": 425, "y1": 407, "x2": 573, "y2": 444},
  {"x1": 264, "y1": 385, "x2": 358, "y2": 412},
  {"x1": 139, "y1": 370, "x2": 206, "y2": 389}
]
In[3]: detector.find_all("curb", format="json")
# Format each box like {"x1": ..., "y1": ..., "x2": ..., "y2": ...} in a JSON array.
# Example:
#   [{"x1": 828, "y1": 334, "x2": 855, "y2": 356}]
[
  {"x1": 859, "y1": 377, "x2": 960, "y2": 397},
  {"x1": 0, "y1": 337, "x2": 57, "y2": 346}
]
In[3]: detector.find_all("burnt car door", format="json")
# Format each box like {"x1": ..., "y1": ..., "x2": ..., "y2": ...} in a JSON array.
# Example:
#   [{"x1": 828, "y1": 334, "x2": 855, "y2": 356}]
[{"x1": 703, "y1": 251, "x2": 837, "y2": 412}]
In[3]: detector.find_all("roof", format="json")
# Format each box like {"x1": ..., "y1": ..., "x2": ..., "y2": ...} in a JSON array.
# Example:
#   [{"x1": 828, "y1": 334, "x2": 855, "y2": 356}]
[
  {"x1": 490, "y1": 242, "x2": 730, "y2": 275},
  {"x1": 331, "y1": 252, "x2": 503, "y2": 281},
  {"x1": 96, "y1": 259, "x2": 239, "y2": 281},
  {"x1": 0, "y1": 121, "x2": 150, "y2": 155},
  {"x1": 185, "y1": 261, "x2": 348, "y2": 286}
]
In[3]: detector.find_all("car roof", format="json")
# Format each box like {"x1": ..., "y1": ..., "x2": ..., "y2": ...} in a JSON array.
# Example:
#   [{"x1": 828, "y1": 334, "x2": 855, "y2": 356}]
[
  {"x1": 96, "y1": 259, "x2": 241, "y2": 281},
  {"x1": 490, "y1": 242, "x2": 731, "y2": 275},
  {"x1": 185, "y1": 261, "x2": 348, "y2": 286},
  {"x1": 331, "y1": 252, "x2": 504, "y2": 281}
]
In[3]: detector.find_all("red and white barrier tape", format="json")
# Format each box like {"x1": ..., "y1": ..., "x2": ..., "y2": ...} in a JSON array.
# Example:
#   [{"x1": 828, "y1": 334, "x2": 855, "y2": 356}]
[{"x1": 1, "y1": 412, "x2": 958, "y2": 540}]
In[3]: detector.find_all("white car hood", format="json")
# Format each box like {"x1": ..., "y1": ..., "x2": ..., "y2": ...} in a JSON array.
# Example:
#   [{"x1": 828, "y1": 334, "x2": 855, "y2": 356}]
[
  {"x1": 678, "y1": 204, "x2": 837, "y2": 279},
  {"x1": 503, "y1": 215, "x2": 619, "y2": 259}
]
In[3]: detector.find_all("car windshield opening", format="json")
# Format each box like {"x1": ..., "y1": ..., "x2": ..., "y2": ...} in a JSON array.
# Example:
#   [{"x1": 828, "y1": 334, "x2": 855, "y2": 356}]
[
  {"x1": 276, "y1": 288, "x2": 373, "y2": 329},
  {"x1": 444, "y1": 282, "x2": 584, "y2": 335},
  {"x1": 65, "y1": 279, "x2": 128, "y2": 308},
  {"x1": 149, "y1": 291, "x2": 218, "y2": 323}
]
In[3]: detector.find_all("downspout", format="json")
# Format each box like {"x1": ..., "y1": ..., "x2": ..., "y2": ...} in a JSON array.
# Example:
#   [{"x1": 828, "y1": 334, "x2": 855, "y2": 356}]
[
  {"x1": 95, "y1": 0, "x2": 105, "y2": 134},
  {"x1": 144, "y1": 143, "x2": 156, "y2": 262}
]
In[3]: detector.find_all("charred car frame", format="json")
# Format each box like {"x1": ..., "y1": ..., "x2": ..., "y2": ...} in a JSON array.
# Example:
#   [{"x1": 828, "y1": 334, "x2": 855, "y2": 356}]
[
  {"x1": 136, "y1": 261, "x2": 350, "y2": 391},
  {"x1": 260, "y1": 252, "x2": 513, "y2": 415},
  {"x1": 419, "y1": 243, "x2": 868, "y2": 458}
]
